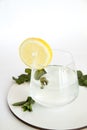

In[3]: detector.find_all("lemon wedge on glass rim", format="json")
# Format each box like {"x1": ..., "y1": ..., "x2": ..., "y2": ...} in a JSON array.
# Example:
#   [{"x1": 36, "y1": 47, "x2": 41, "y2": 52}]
[{"x1": 19, "y1": 37, "x2": 52, "y2": 69}]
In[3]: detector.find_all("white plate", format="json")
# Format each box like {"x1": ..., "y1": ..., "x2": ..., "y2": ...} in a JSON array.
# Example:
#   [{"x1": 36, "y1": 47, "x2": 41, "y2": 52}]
[{"x1": 7, "y1": 83, "x2": 87, "y2": 130}]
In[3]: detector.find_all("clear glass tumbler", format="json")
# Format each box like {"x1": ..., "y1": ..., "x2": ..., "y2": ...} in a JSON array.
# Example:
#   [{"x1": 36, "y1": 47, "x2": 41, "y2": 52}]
[{"x1": 29, "y1": 50, "x2": 79, "y2": 107}]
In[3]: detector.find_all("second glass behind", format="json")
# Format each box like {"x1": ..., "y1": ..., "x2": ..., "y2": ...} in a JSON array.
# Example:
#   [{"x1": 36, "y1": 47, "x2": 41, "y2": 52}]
[{"x1": 29, "y1": 50, "x2": 79, "y2": 107}]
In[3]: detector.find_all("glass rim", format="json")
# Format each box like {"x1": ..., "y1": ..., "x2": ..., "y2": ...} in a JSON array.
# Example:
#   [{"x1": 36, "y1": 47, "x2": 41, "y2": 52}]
[
  {"x1": 51, "y1": 49, "x2": 75, "y2": 66},
  {"x1": 52, "y1": 49, "x2": 74, "y2": 56}
]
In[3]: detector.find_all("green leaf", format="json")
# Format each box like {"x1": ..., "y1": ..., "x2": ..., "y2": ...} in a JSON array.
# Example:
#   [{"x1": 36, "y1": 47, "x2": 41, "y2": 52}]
[
  {"x1": 83, "y1": 75, "x2": 87, "y2": 80},
  {"x1": 77, "y1": 70, "x2": 87, "y2": 87},
  {"x1": 25, "y1": 68, "x2": 31, "y2": 74},
  {"x1": 83, "y1": 80, "x2": 87, "y2": 86},
  {"x1": 34, "y1": 69, "x2": 47, "y2": 80},
  {"x1": 77, "y1": 70, "x2": 83, "y2": 79},
  {"x1": 40, "y1": 77, "x2": 48, "y2": 89},
  {"x1": 28, "y1": 104, "x2": 33, "y2": 111},
  {"x1": 12, "y1": 101, "x2": 26, "y2": 106}
]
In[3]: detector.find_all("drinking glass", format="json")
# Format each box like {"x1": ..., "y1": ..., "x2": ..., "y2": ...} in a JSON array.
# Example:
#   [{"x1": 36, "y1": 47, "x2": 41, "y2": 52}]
[{"x1": 29, "y1": 50, "x2": 79, "y2": 107}]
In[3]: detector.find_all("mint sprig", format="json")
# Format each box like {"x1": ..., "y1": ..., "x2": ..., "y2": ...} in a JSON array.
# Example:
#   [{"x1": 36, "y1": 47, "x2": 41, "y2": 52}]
[
  {"x1": 34, "y1": 69, "x2": 47, "y2": 80},
  {"x1": 12, "y1": 68, "x2": 31, "y2": 84},
  {"x1": 77, "y1": 70, "x2": 87, "y2": 87},
  {"x1": 12, "y1": 96, "x2": 35, "y2": 112}
]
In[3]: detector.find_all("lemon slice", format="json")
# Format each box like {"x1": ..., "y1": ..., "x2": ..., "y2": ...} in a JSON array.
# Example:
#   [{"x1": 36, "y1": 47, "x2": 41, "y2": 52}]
[{"x1": 19, "y1": 37, "x2": 52, "y2": 69}]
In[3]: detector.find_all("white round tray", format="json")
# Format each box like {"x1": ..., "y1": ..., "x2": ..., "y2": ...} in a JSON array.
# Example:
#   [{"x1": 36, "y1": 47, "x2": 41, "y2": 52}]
[{"x1": 7, "y1": 83, "x2": 87, "y2": 130}]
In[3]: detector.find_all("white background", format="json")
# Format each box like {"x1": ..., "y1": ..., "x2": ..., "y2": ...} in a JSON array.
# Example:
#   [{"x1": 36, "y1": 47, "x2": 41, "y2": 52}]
[{"x1": 0, "y1": 0, "x2": 87, "y2": 130}]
